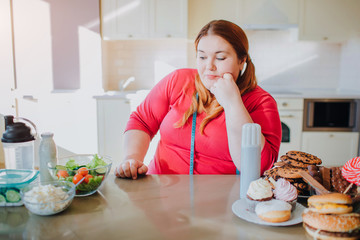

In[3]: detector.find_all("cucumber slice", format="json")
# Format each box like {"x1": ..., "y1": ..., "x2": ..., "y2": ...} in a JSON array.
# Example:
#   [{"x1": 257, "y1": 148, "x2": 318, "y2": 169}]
[
  {"x1": 5, "y1": 189, "x2": 21, "y2": 203},
  {"x1": 95, "y1": 167, "x2": 107, "y2": 174},
  {"x1": 0, "y1": 194, "x2": 6, "y2": 203},
  {"x1": 74, "y1": 165, "x2": 86, "y2": 170}
]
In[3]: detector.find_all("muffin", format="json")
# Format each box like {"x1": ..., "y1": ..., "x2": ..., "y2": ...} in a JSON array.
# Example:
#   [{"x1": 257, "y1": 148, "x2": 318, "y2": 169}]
[
  {"x1": 246, "y1": 178, "x2": 273, "y2": 212},
  {"x1": 273, "y1": 178, "x2": 298, "y2": 211}
]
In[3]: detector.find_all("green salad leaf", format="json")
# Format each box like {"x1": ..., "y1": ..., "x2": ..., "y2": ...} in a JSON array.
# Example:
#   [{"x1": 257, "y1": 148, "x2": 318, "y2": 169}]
[
  {"x1": 86, "y1": 154, "x2": 107, "y2": 169},
  {"x1": 76, "y1": 175, "x2": 103, "y2": 192},
  {"x1": 65, "y1": 159, "x2": 79, "y2": 170}
]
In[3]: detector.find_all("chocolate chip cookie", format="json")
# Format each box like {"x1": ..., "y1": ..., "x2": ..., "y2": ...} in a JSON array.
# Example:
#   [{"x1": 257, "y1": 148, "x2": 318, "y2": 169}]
[
  {"x1": 286, "y1": 151, "x2": 322, "y2": 165},
  {"x1": 264, "y1": 168, "x2": 280, "y2": 180},
  {"x1": 279, "y1": 155, "x2": 313, "y2": 168},
  {"x1": 274, "y1": 165, "x2": 308, "y2": 179}
]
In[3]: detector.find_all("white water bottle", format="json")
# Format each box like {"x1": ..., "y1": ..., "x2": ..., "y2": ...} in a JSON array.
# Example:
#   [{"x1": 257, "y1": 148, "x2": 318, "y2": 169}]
[
  {"x1": 39, "y1": 132, "x2": 57, "y2": 182},
  {"x1": 239, "y1": 123, "x2": 261, "y2": 199}
]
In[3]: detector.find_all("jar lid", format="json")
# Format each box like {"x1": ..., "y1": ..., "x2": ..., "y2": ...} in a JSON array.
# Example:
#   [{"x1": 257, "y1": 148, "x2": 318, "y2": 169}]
[{"x1": 1, "y1": 116, "x2": 35, "y2": 143}]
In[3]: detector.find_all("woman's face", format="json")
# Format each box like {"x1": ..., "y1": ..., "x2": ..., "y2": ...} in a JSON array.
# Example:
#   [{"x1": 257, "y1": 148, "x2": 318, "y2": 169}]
[{"x1": 196, "y1": 34, "x2": 245, "y2": 90}]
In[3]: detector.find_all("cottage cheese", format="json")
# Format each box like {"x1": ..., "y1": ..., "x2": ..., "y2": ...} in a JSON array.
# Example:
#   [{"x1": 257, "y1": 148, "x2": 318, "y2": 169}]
[{"x1": 23, "y1": 184, "x2": 72, "y2": 215}]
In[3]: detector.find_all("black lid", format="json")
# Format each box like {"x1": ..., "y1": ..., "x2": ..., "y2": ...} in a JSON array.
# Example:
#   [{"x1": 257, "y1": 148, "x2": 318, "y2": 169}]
[{"x1": 1, "y1": 116, "x2": 35, "y2": 143}]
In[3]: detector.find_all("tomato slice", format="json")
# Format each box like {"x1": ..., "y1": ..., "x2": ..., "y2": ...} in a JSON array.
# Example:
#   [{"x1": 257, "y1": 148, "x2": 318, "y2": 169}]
[
  {"x1": 56, "y1": 170, "x2": 69, "y2": 179},
  {"x1": 84, "y1": 174, "x2": 93, "y2": 184},
  {"x1": 78, "y1": 167, "x2": 88, "y2": 176},
  {"x1": 73, "y1": 173, "x2": 84, "y2": 185}
]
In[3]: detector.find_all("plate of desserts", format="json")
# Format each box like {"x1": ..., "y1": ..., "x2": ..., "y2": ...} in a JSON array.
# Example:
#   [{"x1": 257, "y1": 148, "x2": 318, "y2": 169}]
[
  {"x1": 233, "y1": 177, "x2": 305, "y2": 226},
  {"x1": 232, "y1": 198, "x2": 306, "y2": 226}
]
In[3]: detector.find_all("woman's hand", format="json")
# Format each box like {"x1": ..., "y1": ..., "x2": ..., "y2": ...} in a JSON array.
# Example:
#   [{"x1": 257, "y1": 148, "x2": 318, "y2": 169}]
[
  {"x1": 209, "y1": 73, "x2": 241, "y2": 108},
  {"x1": 115, "y1": 159, "x2": 148, "y2": 179}
]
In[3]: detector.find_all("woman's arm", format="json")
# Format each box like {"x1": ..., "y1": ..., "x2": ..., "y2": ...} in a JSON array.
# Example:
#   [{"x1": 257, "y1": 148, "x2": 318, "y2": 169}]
[
  {"x1": 210, "y1": 73, "x2": 265, "y2": 170},
  {"x1": 115, "y1": 129, "x2": 150, "y2": 179},
  {"x1": 223, "y1": 94, "x2": 265, "y2": 169}
]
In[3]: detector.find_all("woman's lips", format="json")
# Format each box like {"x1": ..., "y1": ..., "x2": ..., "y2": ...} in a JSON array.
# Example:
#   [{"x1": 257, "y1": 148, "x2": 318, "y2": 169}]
[{"x1": 205, "y1": 74, "x2": 220, "y2": 80}]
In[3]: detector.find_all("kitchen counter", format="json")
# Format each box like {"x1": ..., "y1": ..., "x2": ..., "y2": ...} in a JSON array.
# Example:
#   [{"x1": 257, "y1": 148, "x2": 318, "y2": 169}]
[
  {"x1": 93, "y1": 90, "x2": 150, "y2": 100},
  {"x1": 261, "y1": 86, "x2": 360, "y2": 99},
  {"x1": 1, "y1": 174, "x2": 308, "y2": 240},
  {"x1": 94, "y1": 88, "x2": 360, "y2": 100}
]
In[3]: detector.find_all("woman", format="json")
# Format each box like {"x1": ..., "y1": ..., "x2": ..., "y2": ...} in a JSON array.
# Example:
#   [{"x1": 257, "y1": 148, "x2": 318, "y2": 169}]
[{"x1": 115, "y1": 20, "x2": 281, "y2": 179}]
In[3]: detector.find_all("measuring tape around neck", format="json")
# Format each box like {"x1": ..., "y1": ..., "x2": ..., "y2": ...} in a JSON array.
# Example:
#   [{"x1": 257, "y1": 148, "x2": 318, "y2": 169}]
[
  {"x1": 188, "y1": 92, "x2": 240, "y2": 175},
  {"x1": 189, "y1": 93, "x2": 198, "y2": 175}
]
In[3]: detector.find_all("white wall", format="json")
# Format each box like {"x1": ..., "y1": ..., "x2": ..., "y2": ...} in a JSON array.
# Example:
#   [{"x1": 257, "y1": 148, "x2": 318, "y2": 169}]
[
  {"x1": 102, "y1": 39, "x2": 188, "y2": 91},
  {"x1": 0, "y1": 0, "x2": 16, "y2": 116},
  {"x1": 339, "y1": 37, "x2": 360, "y2": 92},
  {"x1": 103, "y1": 29, "x2": 352, "y2": 93},
  {"x1": 247, "y1": 29, "x2": 342, "y2": 90},
  {"x1": 3, "y1": 0, "x2": 103, "y2": 158}
]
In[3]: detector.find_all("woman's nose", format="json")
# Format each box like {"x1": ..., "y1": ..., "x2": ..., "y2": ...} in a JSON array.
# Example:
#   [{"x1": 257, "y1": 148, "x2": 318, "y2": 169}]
[{"x1": 206, "y1": 59, "x2": 216, "y2": 70}]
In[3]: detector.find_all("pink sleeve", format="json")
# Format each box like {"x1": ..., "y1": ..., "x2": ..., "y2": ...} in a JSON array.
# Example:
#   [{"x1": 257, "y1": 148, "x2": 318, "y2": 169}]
[{"x1": 125, "y1": 69, "x2": 189, "y2": 139}]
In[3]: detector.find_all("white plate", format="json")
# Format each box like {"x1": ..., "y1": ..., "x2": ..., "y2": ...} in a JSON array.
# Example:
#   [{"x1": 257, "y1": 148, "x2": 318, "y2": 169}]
[{"x1": 232, "y1": 198, "x2": 306, "y2": 226}]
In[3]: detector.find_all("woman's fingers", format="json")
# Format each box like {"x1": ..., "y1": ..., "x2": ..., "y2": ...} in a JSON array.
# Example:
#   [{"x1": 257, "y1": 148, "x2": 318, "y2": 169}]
[
  {"x1": 115, "y1": 159, "x2": 147, "y2": 179},
  {"x1": 138, "y1": 164, "x2": 148, "y2": 175}
]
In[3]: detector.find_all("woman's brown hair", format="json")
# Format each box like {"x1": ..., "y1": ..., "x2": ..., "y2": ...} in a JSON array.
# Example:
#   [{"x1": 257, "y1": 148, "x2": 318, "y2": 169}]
[{"x1": 176, "y1": 20, "x2": 257, "y2": 134}]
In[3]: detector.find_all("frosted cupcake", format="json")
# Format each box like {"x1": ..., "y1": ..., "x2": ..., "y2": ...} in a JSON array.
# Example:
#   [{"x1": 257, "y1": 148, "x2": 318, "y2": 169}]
[
  {"x1": 274, "y1": 178, "x2": 298, "y2": 211},
  {"x1": 246, "y1": 178, "x2": 273, "y2": 212}
]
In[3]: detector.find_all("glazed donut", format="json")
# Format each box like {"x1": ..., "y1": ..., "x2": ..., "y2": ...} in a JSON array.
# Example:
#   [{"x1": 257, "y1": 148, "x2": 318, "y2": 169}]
[{"x1": 255, "y1": 199, "x2": 292, "y2": 223}]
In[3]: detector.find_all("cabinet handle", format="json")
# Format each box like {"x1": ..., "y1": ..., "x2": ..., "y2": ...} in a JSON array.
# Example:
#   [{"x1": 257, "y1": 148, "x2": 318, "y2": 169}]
[
  {"x1": 280, "y1": 114, "x2": 294, "y2": 118},
  {"x1": 166, "y1": 34, "x2": 171, "y2": 38},
  {"x1": 23, "y1": 95, "x2": 38, "y2": 102},
  {"x1": 329, "y1": 134, "x2": 334, "y2": 138},
  {"x1": 282, "y1": 102, "x2": 288, "y2": 107},
  {"x1": 128, "y1": 34, "x2": 133, "y2": 38}
]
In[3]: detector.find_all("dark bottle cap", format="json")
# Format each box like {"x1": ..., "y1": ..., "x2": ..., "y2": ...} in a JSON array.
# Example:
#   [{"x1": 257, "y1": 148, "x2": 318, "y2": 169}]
[{"x1": 1, "y1": 115, "x2": 35, "y2": 143}]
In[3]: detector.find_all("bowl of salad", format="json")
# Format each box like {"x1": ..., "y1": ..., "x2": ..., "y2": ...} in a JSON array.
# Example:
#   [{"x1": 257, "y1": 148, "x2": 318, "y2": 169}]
[{"x1": 50, "y1": 154, "x2": 112, "y2": 197}]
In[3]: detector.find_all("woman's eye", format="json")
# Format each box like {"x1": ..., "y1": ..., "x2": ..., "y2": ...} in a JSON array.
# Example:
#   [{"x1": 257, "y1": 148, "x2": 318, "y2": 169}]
[
  {"x1": 216, "y1": 57, "x2": 225, "y2": 60},
  {"x1": 198, "y1": 56, "x2": 206, "y2": 60}
]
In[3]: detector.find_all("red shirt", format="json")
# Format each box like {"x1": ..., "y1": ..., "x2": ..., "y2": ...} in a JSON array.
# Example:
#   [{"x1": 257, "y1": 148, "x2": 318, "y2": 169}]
[{"x1": 126, "y1": 69, "x2": 281, "y2": 175}]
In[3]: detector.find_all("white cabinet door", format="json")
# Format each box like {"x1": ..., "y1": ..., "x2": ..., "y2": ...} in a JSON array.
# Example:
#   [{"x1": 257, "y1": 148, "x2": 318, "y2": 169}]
[
  {"x1": 301, "y1": 132, "x2": 359, "y2": 166},
  {"x1": 151, "y1": 0, "x2": 187, "y2": 38},
  {"x1": 188, "y1": 0, "x2": 239, "y2": 39},
  {"x1": 239, "y1": 0, "x2": 299, "y2": 27},
  {"x1": 96, "y1": 96, "x2": 159, "y2": 167},
  {"x1": 96, "y1": 99, "x2": 131, "y2": 166},
  {"x1": 278, "y1": 110, "x2": 303, "y2": 156},
  {"x1": 102, "y1": 0, "x2": 187, "y2": 39},
  {"x1": 102, "y1": 0, "x2": 150, "y2": 39},
  {"x1": 299, "y1": 0, "x2": 360, "y2": 42}
]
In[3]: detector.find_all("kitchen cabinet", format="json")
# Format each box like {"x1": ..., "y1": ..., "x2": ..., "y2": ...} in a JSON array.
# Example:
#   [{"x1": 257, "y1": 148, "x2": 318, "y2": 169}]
[
  {"x1": 301, "y1": 132, "x2": 359, "y2": 166},
  {"x1": 96, "y1": 94, "x2": 159, "y2": 166},
  {"x1": 101, "y1": 0, "x2": 187, "y2": 39},
  {"x1": 151, "y1": 0, "x2": 187, "y2": 38},
  {"x1": 188, "y1": 0, "x2": 239, "y2": 39},
  {"x1": 239, "y1": 0, "x2": 298, "y2": 29},
  {"x1": 299, "y1": 0, "x2": 360, "y2": 42},
  {"x1": 188, "y1": 0, "x2": 299, "y2": 39},
  {"x1": 96, "y1": 98, "x2": 131, "y2": 164}
]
